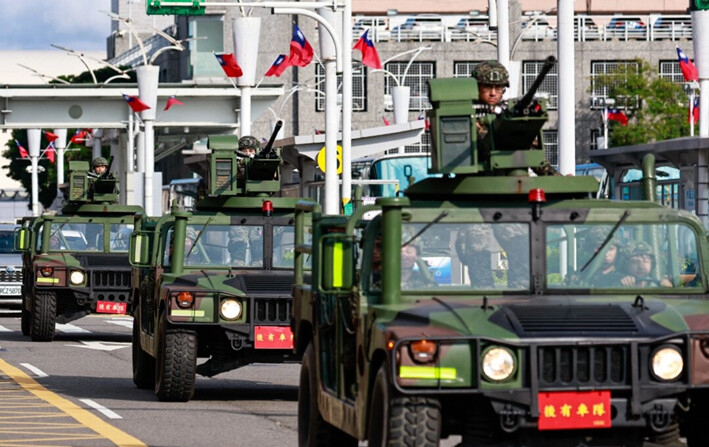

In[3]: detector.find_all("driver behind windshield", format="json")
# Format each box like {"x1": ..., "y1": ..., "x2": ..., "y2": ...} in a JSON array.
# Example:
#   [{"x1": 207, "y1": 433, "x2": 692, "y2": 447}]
[{"x1": 620, "y1": 241, "x2": 673, "y2": 288}]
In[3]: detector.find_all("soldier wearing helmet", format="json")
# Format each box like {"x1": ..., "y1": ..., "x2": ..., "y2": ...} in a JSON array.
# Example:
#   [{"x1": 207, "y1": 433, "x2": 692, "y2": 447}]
[
  {"x1": 456, "y1": 224, "x2": 496, "y2": 288},
  {"x1": 90, "y1": 157, "x2": 109, "y2": 177},
  {"x1": 582, "y1": 226, "x2": 623, "y2": 287},
  {"x1": 238, "y1": 136, "x2": 260, "y2": 156},
  {"x1": 620, "y1": 241, "x2": 672, "y2": 287},
  {"x1": 472, "y1": 61, "x2": 509, "y2": 140}
]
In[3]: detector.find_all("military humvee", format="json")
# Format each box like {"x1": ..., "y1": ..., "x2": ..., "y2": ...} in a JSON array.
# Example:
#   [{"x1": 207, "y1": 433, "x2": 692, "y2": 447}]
[
  {"x1": 293, "y1": 57, "x2": 709, "y2": 446},
  {"x1": 16, "y1": 159, "x2": 143, "y2": 342},
  {"x1": 129, "y1": 124, "x2": 312, "y2": 402}
]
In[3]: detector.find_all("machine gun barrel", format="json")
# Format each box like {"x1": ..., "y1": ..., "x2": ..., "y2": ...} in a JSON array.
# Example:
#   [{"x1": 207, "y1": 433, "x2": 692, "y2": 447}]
[
  {"x1": 513, "y1": 55, "x2": 556, "y2": 114},
  {"x1": 258, "y1": 120, "x2": 283, "y2": 159},
  {"x1": 102, "y1": 155, "x2": 115, "y2": 178}
]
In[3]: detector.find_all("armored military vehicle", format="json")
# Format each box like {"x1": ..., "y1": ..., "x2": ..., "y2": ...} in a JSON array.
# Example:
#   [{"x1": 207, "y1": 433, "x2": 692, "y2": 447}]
[
  {"x1": 16, "y1": 159, "x2": 142, "y2": 341},
  {"x1": 293, "y1": 57, "x2": 709, "y2": 446},
  {"x1": 129, "y1": 123, "x2": 311, "y2": 402}
]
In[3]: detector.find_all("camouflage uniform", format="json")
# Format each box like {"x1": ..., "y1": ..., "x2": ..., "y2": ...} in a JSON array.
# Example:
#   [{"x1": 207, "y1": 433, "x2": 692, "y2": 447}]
[
  {"x1": 582, "y1": 226, "x2": 623, "y2": 287},
  {"x1": 237, "y1": 136, "x2": 260, "y2": 178},
  {"x1": 492, "y1": 223, "x2": 529, "y2": 289},
  {"x1": 228, "y1": 226, "x2": 263, "y2": 266},
  {"x1": 456, "y1": 225, "x2": 495, "y2": 288}
]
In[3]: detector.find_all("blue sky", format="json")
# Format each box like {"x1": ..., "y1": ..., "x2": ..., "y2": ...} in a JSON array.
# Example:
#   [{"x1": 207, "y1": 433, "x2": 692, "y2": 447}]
[{"x1": 0, "y1": 1, "x2": 112, "y2": 52}]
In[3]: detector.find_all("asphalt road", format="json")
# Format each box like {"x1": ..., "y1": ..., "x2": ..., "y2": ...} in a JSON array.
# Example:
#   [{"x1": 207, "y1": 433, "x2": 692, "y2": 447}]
[{"x1": 0, "y1": 312, "x2": 464, "y2": 447}]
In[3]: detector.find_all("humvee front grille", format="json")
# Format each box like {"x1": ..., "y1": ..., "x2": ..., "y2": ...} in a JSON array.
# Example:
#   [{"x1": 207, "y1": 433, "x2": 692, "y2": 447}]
[
  {"x1": 92, "y1": 271, "x2": 131, "y2": 288},
  {"x1": 538, "y1": 345, "x2": 628, "y2": 387},
  {"x1": 243, "y1": 275, "x2": 293, "y2": 294},
  {"x1": 254, "y1": 299, "x2": 290, "y2": 325}
]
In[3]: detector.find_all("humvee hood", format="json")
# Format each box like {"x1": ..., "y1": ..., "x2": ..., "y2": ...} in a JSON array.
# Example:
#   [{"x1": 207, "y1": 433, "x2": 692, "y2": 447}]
[
  {"x1": 376, "y1": 296, "x2": 690, "y2": 340},
  {"x1": 162, "y1": 270, "x2": 294, "y2": 296}
]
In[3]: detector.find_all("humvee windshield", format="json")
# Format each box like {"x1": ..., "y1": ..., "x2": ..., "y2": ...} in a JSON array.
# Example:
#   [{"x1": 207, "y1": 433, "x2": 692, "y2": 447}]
[
  {"x1": 547, "y1": 222, "x2": 701, "y2": 290},
  {"x1": 38, "y1": 222, "x2": 133, "y2": 253},
  {"x1": 396, "y1": 222, "x2": 530, "y2": 291},
  {"x1": 163, "y1": 224, "x2": 301, "y2": 268}
]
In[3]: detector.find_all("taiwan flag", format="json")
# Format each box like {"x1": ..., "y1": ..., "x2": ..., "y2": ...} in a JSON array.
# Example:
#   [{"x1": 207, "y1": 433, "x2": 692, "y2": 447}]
[
  {"x1": 418, "y1": 112, "x2": 430, "y2": 131},
  {"x1": 15, "y1": 140, "x2": 28, "y2": 159},
  {"x1": 122, "y1": 94, "x2": 151, "y2": 113},
  {"x1": 353, "y1": 30, "x2": 382, "y2": 69},
  {"x1": 265, "y1": 54, "x2": 290, "y2": 77},
  {"x1": 215, "y1": 53, "x2": 243, "y2": 78},
  {"x1": 70, "y1": 129, "x2": 88, "y2": 144},
  {"x1": 286, "y1": 24, "x2": 314, "y2": 68},
  {"x1": 607, "y1": 108, "x2": 628, "y2": 126},
  {"x1": 45, "y1": 141, "x2": 56, "y2": 163},
  {"x1": 676, "y1": 47, "x2": 698, "y2": 82},
  {"x1": 382, "y1": 116, "x2": 391, "y2": 126},
  {"x1": 43, "y1": 130, "x2": 58, "y2": 143},
  {"x1": 690, "y1": 96, "x2": 699, "y2": 125},
  {"x1": 163, "y1": 95, "x2": 184, "y2": 111}
]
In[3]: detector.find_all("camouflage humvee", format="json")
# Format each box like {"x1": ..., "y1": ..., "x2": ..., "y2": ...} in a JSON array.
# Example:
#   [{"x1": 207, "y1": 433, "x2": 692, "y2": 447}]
[
  {"x1": 293, "y1": 57, "x2": 709, "y2": 447},
  {"x1": 129, "y1": 123, "x2": 312, "y2": 402},
  {"x1": 16, "y1": 159, "x2": 143, "y2": 341}
]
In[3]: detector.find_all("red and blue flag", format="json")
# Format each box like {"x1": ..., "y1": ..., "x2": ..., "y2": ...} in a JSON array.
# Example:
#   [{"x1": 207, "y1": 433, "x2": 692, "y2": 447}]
[
  {"x1": 215, "y1": 53, "x2": 243, "y2": 78},
  {"x1": 265, "y1": 54, "x2": 290, "y2": 77},
  {"x1": 44, "y1": 141, "x2": 56, "y2": 163},
  {"x1": 15, "y1": 140, "x2": 28, "y2": 159},
  {"x1": 164, "y1": 95, "x2": 184, "y2": 111},
  {"x1": 353, "y1": 30, "x2": 382, "y2": 69},
  {"x1": 70, "y1": 129, "x2": 87, "y2": 144},
  {"x1": 122, "y1": 94, "x2": 151, "y2": 113},
  {"x1": 676, "y1": 47, "x2": 698, "y2": 82},
  {"x1": 286, "y1": 24, "x2": 314, "y2": 68},
  {"x1": 690, "y1": 96, "x2": 699, "y2": 125},
  {"x1": 43, "y1": 130, "x2": 58, "y2": 143},
  {"x1": 607, "y1": 108, "x2": 628, "y2": 126}
]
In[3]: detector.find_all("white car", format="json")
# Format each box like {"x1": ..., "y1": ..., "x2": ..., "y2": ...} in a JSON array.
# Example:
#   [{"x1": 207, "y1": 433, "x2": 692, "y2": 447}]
[{"x1": 0, "y1": 224, "x2": 22, "y2": 308}]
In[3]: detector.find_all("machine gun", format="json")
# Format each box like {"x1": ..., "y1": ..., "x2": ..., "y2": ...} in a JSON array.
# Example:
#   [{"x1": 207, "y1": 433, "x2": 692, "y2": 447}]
[
  {"x1": 511, "y1": 55, "x2": 557, "y2": 116},
  {"x1": 257, "y1": 120, "x2": 283, "y2": 160},
  {"x1": 101, "y1": 155, "x2": 115, "y2": 179},
  {"x1": 247, "y1": 120, "x2": 283, "y2": 181}
]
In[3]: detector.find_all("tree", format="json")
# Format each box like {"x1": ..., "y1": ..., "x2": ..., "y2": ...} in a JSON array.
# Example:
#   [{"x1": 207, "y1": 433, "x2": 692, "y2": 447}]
[
  {"x1": 2, "y1": 65, "x2": 134, "y2": 210},
  {"x1": 591, "y1": 59, "x2": 689, "y2": 147}
]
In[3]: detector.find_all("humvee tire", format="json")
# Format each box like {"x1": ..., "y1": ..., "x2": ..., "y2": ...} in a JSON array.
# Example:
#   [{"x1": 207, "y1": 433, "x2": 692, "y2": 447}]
[
  {"x1": 20, "y1": 294, "x2": 31, "y2": 336},
  {"x1": 298, "y1": 343, "x2": 357, "y2": 447},
  {"x1": 368, "y1": 364, "x2": 441, "y2": 447},
  {"x1": 154, "y1": 317, "x2": 197, "y2": 402},
  {"x1": 132, "y1": 312, "x2": 155, "y2": 389},
  {"x1": 31, "y1": 290, "x2": 56, "y2": 342}
]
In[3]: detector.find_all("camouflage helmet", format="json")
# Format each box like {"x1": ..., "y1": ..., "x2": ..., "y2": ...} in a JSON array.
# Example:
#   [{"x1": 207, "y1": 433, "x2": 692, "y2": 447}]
[
  {"x1": 238, "y1": 136, "x2": 260, "y2": 151},
  {"x1": 473, "y1": 60, "x2": 510, "y2": 87},
  {"x1": 91, "y1": 157, "x2": 108, "y2": 169},
  {"x1": 626, "y1": 240, "x2": 653, "y2": 258}
]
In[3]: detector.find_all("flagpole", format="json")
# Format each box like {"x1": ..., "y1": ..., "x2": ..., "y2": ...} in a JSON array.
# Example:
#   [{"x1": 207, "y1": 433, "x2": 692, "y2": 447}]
[
  {"x1": 689, "y1": 87, "x2": 696, "y2": 137},
  {"x1": 602, "y1": 105, "x2": 608, "y2": 149}
]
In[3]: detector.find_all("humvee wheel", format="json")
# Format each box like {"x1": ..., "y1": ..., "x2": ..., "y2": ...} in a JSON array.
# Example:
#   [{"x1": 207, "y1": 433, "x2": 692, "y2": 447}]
[
  {"x1": 298, "y1": 343, "x2": 357, "y2": 447},
  {"x1": 30, "y1": 290, "x2": 56, "y2": 342},
  {"x1": 154, "y1": 317, "x2": 197, "y2": 402},
  {"x1": 20, "y1": 293, "x2": 31, "y2": 336},
  {"x1": 368, "y1": 364, "x2": 441, "y2": 447},
  {"x1": 132, "y1": 312, "x2": 155, "y2": 389}
]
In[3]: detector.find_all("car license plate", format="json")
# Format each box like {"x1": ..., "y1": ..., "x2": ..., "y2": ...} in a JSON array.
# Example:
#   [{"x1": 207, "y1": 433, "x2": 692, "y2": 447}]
[
  {"x1": 96, "y1": 301, "x2": 127, "y2": 314},
  {"x1": 0, "y1": 285, "x2": 21, "y2": 296},
  {"x1": 254, "y1": 326, "x2": 293, "y2": 349},
  {"x1": 538, "y1": 391, "x2": 611, "y2": 430}
]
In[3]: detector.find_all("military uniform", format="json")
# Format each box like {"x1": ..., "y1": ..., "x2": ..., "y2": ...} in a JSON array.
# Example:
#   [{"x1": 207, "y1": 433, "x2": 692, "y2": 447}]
[
  {"x1": 456, "y1": 225, "x2": 495, "y2": 288},
  {"x1": 228, "y1": 226, "x2": 263, "y2": 266},
  {"x1": 237, "y1": 136, "x2": 259, "y2": 179}
]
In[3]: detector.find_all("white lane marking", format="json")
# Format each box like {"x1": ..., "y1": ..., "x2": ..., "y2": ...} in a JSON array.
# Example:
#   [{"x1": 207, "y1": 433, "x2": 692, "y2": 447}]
[
  {"x1": 0, "y1": 325, "x2": 11, "y2": 332},
  {"x1": 56, "y1": 323, "x2": 91, "y2": 334},
  {"x1": 20, "y1": 363, "x2": 49, "y2": 378},
  {"x1": 67, "y1": 341, "x2": 131, "y2": 351},
  {"x1": 108, "y1": 319, "x2": 133, "y2": 329},
  {"x1": 80, "y1": 399, "x2": 122, "y2": 419}
]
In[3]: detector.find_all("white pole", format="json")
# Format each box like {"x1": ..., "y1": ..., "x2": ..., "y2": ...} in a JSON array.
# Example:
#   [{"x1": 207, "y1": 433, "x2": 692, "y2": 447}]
[
  {"x1": 234, "y1": 17, "x2": 261, "y2": 137},
  {"x1": 392, "y1": 85, "x2": 410, "y2": 154},
  {"x1": 27, "y1": 129, "x2": 41, "y2": 217},
  {"x1": 54, "y1": 129, "x2": 67, "y2": 185},
  {"x1": 689, "y1": 89, "x2": 696, "y2": 137},
  {"x1": 691, "y1": 10, "x2": 709, "y2": 226},
  {"x1": 557, "y1": 0, "x2": 576, "y2": 175},
  {"x1": 341, "y1": 0, "x2": 353, "y2": 209},
  {"x1": 92, "y1": 128, "x2": 103, "y2": 159},
  {"x1": 496, "y1": 0, "x2": 509, "y2": 68},
  {"x1": 241, "y1": 86, "x2": 252, "y2": 136},
  {"x1": 127, "y1": 113, "x2": 135, "y2": 173},
  {"x1": 318, "y1": 5, "x2": 340, "y2": 214},
  {"x1": 136, "y1": 65, "x2": 159, "y2": 216},
  {"x1": 602, "y1": 106, "x2": 609, "y2": 148}
]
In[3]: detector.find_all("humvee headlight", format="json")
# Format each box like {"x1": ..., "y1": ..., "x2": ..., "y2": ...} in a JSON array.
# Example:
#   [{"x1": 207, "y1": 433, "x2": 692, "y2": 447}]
[
  {"x1": 409, "y1": 339, "x2": 438, "y2": 364},
  {"x1": 176, "y1": 291, "x2": 194, "y2": 308},
  {"x1": 651, "y1": 346, "x2": 683, "y2": 381},
  {"x1": 482, "y1": 346, "x2": 516, "y2": 382},
  {"x1": 220, "y1": 299, "x2": 243, "y2": 320},
  {"x1": 69, "y1": 270, "x2": 86, "y2": 286}
]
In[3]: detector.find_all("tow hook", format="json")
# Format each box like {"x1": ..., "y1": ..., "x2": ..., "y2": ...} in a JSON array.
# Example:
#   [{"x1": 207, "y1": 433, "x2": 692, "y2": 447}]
[
  {"x1": 498, "y1": 404, "x2": 523, "y2": 433},
  {"x1": 648, "y1": 402, "x2": 672, "y2": 432}
]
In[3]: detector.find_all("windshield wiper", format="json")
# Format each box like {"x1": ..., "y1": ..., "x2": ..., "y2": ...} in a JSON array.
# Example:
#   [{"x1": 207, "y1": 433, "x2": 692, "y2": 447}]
[
  {"x1": 580, "y1": 210, "x2": 630, "y2": 272},
  {"x1": 185, "y1": 217, "x2": 213, "y2": 259},
  {"x1": 402, "y1": 211, "x2": 448, "y2": 248}
]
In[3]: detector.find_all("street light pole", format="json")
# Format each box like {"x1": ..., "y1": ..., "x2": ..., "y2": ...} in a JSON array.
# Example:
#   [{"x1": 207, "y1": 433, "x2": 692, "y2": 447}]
[{"x1": 27, "y1": 129, "x2": 41, "y2": 217}]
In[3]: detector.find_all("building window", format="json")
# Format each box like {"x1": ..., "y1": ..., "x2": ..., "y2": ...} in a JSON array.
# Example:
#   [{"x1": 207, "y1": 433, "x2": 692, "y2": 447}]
[
  {"x1": 522, "y1": 60, "x2": 558, "y2": 110},
  {"x1": 454, "y1": 61, "x2": 479, "y2": 78},
  {"x1": 384, "y1": 61, "x2": 435, "y2": 111},
  {"x1": 590, "y1": 61, "x2": 639, "y2": 109},
  {"x1": 315, "y1": 65, "x2": 366, "y2": 112},
  {"x1": 189, "y1": 17, "x2": 225, "y2": 79},
  {"x1": 659, "y1": 60, "x2": 686, "y2": 83},
  {"x1": 590, "y1": 128, "x2": 601, "y2": 151},
  {"x1": 400, "y1": 131, "x2": 431, "y2": 154},
  {"x1": 542, "y1": 130, "x2": 558, "y2": 167}
]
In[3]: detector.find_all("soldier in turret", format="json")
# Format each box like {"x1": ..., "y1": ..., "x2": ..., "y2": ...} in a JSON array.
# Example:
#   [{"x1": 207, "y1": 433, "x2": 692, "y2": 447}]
[
  {"x1": 472, "y1": 61, "x2": 509, "y2": 139},
  {"x1": 236, "y1": 136, "x2": 259, "y2": 179},
  {"x1": 89, "y1": 157, "x2": 109, "y2": 178}
]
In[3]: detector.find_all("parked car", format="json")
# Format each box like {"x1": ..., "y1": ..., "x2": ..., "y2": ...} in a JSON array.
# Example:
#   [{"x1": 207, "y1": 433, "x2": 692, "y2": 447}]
[
  {"x1": 450, "y1": 16, "x2": 495, "y2": 40},
  {"x1": 606, "y1": 16, "x2": 647, "y2": 39},
  {"x1": 0, "y1": 224, "x2": 22, "y2": 308},
  {"x1": 391, "y1": 15, "x2": 445, "y2": 41}
]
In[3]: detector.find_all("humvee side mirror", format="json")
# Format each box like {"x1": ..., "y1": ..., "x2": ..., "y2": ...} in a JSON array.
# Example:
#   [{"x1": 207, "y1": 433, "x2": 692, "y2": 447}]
[
  {"x1": 14, "y1": 227, "x2": 30, "y2": 251},
  {"x1": 321, "y1": 235, "x2": 353, "y2": 291},
  {"x1": 129, "y1": 232, "x2": 150, "y2": 266}
]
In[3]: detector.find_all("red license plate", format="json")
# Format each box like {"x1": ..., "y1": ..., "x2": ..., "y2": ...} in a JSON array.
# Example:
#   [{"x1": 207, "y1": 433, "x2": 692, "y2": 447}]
[
  {"x1": 254, "y1": 326, "x2": 293, "y2": 349},
  {"x1": 538, "y1": 391, "x2": 611, "y2": 430},
  {"x1": 96, "y1": 301, "x2": 127, "y2": 315}
]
